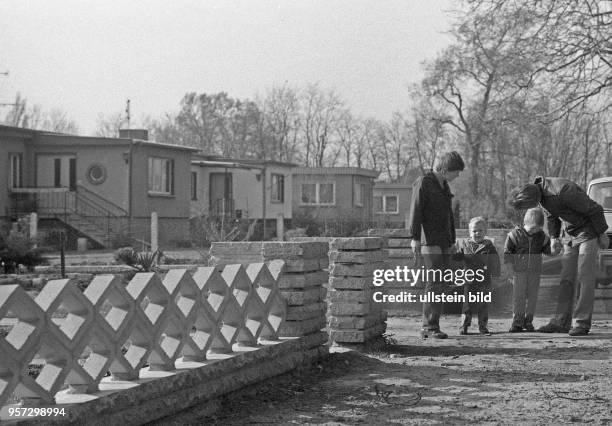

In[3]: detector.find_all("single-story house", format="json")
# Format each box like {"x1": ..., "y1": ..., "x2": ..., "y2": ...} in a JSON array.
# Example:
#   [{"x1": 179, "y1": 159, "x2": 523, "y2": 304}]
[
  {"x1": 373, "y1": 182, "x2": 412, "y2": 227},
  {"x1": 0, "y1": 125, "x2": 198, "y2": 248},
  {"x1": 190, "y1": 155, "x2": 296, "y2": 221},
  {"x1": 292, "y1": 167, "x2": 379, "y2": 222}
]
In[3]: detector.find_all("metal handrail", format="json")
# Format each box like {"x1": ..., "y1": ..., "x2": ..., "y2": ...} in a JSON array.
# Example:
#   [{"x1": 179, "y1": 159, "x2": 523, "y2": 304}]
[{"x1": 76, "y1": 184, "x2": 128, "y2": 217}]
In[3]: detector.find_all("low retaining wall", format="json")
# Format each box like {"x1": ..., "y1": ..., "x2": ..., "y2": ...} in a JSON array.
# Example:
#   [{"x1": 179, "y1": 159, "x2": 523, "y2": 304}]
[
  {"x1": 1, "y1": 333, "x2": 327, "y2": 425},
  {"x1": 0, "y1": 262, "x2": 329, "y2": 424}
]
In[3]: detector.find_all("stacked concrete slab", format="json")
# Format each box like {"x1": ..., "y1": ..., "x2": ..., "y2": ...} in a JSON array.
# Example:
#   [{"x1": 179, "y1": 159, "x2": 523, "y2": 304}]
[
  {"x1": 328, "y1": 237, "x2": 387, "y2": 343},
  {"x1": 210, "y1": 241, "x2": 329, "y2": 339},
  {"x1": 363, "y1": 229, "x2": 422, "y2": 316}
]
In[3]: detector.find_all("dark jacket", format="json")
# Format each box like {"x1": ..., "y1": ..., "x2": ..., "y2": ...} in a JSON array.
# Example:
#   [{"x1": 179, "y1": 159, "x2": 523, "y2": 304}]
[
  {"x1": 536, "y1": 176, "x2": 607, "y2": 243},
  {"x1": 454, "y1": 238, "x2": 501, "y2": 286},
  {"x1": 407, "y1": 170, "x2": 455, "y2": 248},
  {"x1": 504, "y1": 226, "x2": 552, "y2": 273}
]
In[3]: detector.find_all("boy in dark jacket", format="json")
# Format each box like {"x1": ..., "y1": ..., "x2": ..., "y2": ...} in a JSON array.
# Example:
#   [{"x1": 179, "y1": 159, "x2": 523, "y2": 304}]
[
  {"x1": 454, "y1": 217, "x2": 501, "y2": 335},
  {"x1": 408, "y1": 151, "x2": 465, "y2": 339},
  {"x1": 504, "y1": 208, "x2": 553, "y2": 332}
]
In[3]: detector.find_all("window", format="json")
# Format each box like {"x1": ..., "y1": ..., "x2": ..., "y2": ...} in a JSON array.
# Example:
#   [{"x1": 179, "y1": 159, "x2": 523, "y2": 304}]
[
  {"x1": 148, "y1": 157, "x2": 174, "y2": 195},
  {"x1": 9, "y1": 153, "x2": 23, "y2": 189},
  {"x1": 54, "y1": 158, "x2": 61, "y2": 187},
  {"x1": 354, "y1": 183, "x2": 365, "y2": 206},
  {"x1": 191, "y1": 171, "x2": 198, "y2": 200},
  {"x1": 375, "y1": 194, "x2": 399, "y2": 214},
  {"x1": 300, "y1": 182, "x2": 335, "y2": 205},
  {"x1": 301, "y1": 183, "x2": 317, "y2": 204},
  {"x1": 271, "y1": 174, "x2": 284, "y2": 202},
  {"x1": 87, "y1": 163, "x2": 107, "y2": 185}
]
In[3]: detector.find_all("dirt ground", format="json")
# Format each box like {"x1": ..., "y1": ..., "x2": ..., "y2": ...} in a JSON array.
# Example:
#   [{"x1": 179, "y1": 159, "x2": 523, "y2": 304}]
[{"x1": 154, "y1": 315, "x2": 612, "y2": 425}]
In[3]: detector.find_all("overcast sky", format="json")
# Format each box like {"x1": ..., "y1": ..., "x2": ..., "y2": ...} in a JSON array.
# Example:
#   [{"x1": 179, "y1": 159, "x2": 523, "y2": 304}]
[{"x1": 0, "y1": 0, "x2": 455, "y2": 135}]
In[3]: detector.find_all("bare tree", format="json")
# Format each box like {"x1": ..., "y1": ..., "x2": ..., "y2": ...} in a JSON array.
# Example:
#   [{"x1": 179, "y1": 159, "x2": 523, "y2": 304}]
[
  {"x1": 94, "y1": 112, "x2": 125, "y2": 137},
  {"x1": 300, "y1": 83, "x2": 343, "y2": 167},
  {"x1": 2, "y1": 93, "x2": 79, "y2": 133},
  {"x1": 259, "y1": 84, "x2": 301, "y2": 162},
  {"x1": 467, "y1": 0, "x2": 611, "y2": 117}
]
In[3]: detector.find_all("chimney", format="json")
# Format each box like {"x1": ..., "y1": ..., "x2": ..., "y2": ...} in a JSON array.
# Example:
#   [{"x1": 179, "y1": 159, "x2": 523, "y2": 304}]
[{"x1": 119, "y1": 129, "x2": 148, "y2": 140}]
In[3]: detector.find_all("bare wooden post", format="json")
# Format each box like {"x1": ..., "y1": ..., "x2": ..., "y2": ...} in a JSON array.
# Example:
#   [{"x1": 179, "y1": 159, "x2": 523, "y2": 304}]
[
  {"x1": 60, "y1": 231, "x2": 66, "y2": 278},
  {"x1": 29, "y1": 213, "x2": 38, "y2": 248},
  {"x1": 276, "y1": 213, "x2": 284, "y2": 241},
  {"x1": 151, "y1": 212, "x2": 158, "y2": 252}
]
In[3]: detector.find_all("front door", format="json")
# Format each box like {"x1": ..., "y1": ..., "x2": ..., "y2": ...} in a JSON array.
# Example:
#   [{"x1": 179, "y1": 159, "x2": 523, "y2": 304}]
[
  {"x1": 37, "y1": 154, "x2": 76, "y2": 189},
  {"x1": 209, "y1": 172, "x2": 233, "y2": 216},
  {"x1": 36, "y1": 154, "x2": 77, "y2": 214}
]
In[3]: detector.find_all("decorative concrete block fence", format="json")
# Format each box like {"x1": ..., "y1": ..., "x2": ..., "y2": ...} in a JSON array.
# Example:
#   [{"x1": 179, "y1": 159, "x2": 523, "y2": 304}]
[
  {"x1": 328, "y1": 237, "x2": 387, "y2": 343},
  {"x1": 210, "y1": 241, "x2": 329, "y2": 340},
  {"x1": 0, "y1": 262, "x2": 328, "y2": 424}
]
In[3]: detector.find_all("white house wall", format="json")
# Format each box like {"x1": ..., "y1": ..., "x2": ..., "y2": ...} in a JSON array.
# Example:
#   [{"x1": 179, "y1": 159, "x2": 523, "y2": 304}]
[{"x1": 191, "y1": 164, "x2": 292, "y2": 220}]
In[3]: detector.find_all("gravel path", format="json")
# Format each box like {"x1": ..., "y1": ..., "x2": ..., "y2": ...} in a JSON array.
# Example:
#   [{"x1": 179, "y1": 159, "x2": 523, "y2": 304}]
[{"x1": 153, "y1": 315, "x2": 612, "y2": 425}]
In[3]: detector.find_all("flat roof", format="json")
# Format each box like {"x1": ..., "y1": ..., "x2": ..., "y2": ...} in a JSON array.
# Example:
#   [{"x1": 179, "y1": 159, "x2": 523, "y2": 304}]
[
  {"x1": 374, "y1": 182, "x2": 413, "y2": 189},
  {"x1": 293, "y1": 167, "x2": 379, "y2": 178},
  {"x1": 37, "y1": 133, "x2": 199, "y2": 151},
  {"x1": 193, "y1": 153, "x2": 297, "y2": 168}
]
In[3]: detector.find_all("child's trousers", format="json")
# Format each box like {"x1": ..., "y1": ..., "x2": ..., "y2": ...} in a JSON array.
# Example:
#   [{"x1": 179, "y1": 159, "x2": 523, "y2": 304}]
[
  {"x1": 462, "y1": 283, "x2": 489, "y2": 330},
  {"x1": 512, "y1": 271, "x2": 541, "y2": 327}
]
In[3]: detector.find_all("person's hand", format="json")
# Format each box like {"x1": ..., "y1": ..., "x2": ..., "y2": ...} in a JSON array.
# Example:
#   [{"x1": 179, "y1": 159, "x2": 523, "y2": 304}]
[
  {"x1": 411, "y1": 239, "x2": 421, "y2": 256},
  {"x1": 551, "y1": 238, "x2": 563, "y2": 256},
  {"x1": 597, "y1": 233, "x2": 609, "y2": 250}
]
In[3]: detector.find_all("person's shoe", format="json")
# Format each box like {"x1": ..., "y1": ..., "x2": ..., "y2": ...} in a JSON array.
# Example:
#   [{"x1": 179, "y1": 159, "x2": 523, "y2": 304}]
[
  {"x1": 508, "y1": 326, "x2": 523, "y2": 333},
  {"x1": 420, "y1": 329, "x2": 448, "y2": 339},
  {"x1": 568, "y1": 327, "x2": 589, "y2": 336},
  {"x1": 523, "y1": 323, "x2": 535, "y2": 332},
  {"x1": 537, "y1": 323, "x2": 570, "y2": 333},
  {"x1": 479, "y1": 328, "x2": 491, "y2": 336},
  {"x1": 459, "y1": 326, "x2": 469, "y2": 335}
]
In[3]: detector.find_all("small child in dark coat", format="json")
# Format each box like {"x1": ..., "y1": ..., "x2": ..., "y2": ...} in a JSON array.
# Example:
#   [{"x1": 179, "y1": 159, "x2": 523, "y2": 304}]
[
  {"x1": 504, "y1": 207, "x2": 553, "y2": 332},
  {"x1": 454, "y1": 216, "x2": 501, "y2": 335}
]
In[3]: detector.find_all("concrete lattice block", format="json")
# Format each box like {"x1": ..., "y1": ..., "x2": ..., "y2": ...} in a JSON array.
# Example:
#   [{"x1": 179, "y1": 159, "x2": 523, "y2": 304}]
[{"x1": 0, "y1": 257, "x2": 307, "y2": 409}]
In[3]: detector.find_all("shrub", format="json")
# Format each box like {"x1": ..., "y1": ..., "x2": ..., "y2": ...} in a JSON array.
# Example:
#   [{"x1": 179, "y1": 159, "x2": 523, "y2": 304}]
[
  {"x1": 0, "y1": 223, "x2": 45, "y2": 273},
  {"x1": 114, "y1": 247, "x2": 163, "y2": 272}
]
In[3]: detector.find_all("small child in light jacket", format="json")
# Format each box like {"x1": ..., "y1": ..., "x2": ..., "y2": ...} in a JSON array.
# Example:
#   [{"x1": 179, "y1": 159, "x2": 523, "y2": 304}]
[
  {"x1": 504, "y1": 207, "x2": 553, "y2": 332},
  {"x1": 454, "y1": 216, "x2": 501, "y2": 336}
]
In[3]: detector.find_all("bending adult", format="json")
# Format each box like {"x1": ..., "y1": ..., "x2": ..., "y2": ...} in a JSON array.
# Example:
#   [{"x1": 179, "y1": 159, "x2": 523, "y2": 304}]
[
  {"x1": 510, "y1": 176, "x2": 609, "y2": 336},
  {"x1": 408, "y1": 151, "x2": 465, "y2": 339}
]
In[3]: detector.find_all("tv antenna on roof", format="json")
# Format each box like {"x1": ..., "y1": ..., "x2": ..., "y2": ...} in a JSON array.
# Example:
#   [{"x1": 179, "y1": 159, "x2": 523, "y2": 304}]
[{"x1": 125, "y1": 99, "x2": 131, "y2": 128}]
